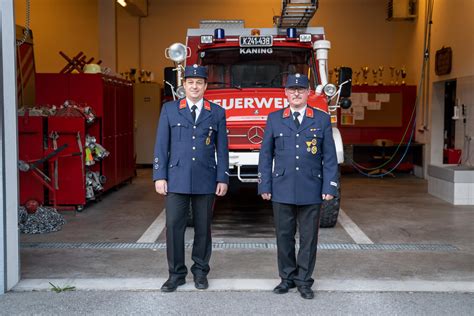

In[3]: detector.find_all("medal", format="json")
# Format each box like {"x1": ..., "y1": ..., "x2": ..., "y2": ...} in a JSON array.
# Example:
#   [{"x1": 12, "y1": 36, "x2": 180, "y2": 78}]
[
  {"x1": 311, "y1": 138, "x2": 317, "y2": 146},
  {"x1": 311, "y1": 146, "x2": 317, "y2": 155},
  {"x1": 206, "y1": 129, "x2": 213, "y2": 145},
  {"x1": 307, "y1": 147, "x2": 311, "y2": 152}
]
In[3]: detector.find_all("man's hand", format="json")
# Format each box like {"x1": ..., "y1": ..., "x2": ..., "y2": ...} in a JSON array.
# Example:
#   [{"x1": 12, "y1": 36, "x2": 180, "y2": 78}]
[
  {"x1": 261, "y1": 193, "x2": 272, "y2": 200},
  {"x1": 155, "y1": 180, "x2": 168, "y2": 195},
  {"x1": 216, "y1": 183, "x2": 228, "y2": 196},
  {"x1": 322, "y1": 194, "x2": 334, "y2": 200}
]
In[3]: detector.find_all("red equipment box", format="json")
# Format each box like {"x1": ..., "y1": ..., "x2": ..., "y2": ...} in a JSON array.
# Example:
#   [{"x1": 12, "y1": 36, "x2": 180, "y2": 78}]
[
  {"x1": 18, "y1": 115, "x2": 45, "y2": 205},
  {"x1": 36, "y1": 73, "x2": 135, "y2": 192}
]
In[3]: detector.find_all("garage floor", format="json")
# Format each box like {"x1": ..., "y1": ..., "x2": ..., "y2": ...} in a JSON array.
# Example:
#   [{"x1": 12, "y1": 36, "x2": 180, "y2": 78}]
[{"x1": 17, "y1": 168, "x2": 474, "y2": 292}]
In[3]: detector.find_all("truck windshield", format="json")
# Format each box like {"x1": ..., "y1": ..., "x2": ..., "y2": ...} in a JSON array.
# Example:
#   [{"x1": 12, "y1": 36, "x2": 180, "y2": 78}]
[{"x1": 199, "y1": 47, "x2": 316, "y2": 89}]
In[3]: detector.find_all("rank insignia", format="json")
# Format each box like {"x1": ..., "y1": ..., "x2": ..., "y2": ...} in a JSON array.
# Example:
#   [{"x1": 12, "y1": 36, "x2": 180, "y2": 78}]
[{"x1": 311, "y1": 146, "x2": 317, "y2": 154}]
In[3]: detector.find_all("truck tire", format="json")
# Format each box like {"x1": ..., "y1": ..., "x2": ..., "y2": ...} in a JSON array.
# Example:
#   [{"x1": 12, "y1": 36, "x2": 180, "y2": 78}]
[{"x1": 319, "y1": 195, "x2": 340, "y2": 228}]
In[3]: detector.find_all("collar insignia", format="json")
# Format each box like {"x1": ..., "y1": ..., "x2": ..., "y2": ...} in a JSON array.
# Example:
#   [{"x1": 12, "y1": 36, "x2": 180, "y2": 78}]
[{"x1": 179, "y1": 99, "x2": 187, "y2": 109}]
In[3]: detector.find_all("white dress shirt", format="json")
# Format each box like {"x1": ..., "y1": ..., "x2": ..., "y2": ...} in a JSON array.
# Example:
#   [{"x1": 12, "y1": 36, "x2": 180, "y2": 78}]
[
  {"x1": 187, "y1": 98, "x2": 203, "y2": 122},
  {"x1": 290, "y1": 105, "x2": 307, "y2": 124}
]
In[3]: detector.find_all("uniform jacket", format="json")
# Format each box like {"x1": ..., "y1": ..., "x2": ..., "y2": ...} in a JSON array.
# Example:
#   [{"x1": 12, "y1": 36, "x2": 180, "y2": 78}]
[
  {"x1": 153, "y1": 98, "x2": 229, "y2": 194},
  {"x1": 258, "y1": 106, "x2": 339, "y2": 205}
]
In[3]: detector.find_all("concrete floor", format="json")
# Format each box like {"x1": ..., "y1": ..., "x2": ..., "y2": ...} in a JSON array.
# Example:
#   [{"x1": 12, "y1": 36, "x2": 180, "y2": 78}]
[{"x1": 19, "y1": 169, "x2": 474, "y2": 287}]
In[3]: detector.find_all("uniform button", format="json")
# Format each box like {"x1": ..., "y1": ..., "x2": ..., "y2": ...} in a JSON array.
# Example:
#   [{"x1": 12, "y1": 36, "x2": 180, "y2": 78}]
[
  {"x1": 296, "y1": 145, "x2": 299, "y2": 148},
  {"x1": 279, "y1": 133, "x2": 283, "y2": 136},
  {"x1": 192, "y1": 136, "x2": 196, "y2": 139},
  {"x1": 296, "y1": 156, "x2": 299, "y2": 159},
  {"x1": 192, "y1": 157, "x2": 196, "y2": 161},
  {"x1": 193, "y1": 126, "x2": 197, "y2": 129},
  {"x1": 296, "y1": 167, "x2": 299, "y2": 171},
  {"x1": 177, "y1": 123, "x2": 181, "y2": 126},
  {"x1": 154, "y1": 158, "x2": 158, "y2": 162},
  {"x1": 296, "y1": 133, "x2": 299, "y2": 137},
  {"x1": 192, "y1": 146, "x2": 196, "y2": 150}
]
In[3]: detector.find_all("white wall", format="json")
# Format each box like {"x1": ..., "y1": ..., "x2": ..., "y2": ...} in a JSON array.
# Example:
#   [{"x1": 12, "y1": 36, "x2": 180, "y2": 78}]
[
  {"x1": 1, "y1": 0, "x2": 20, "y2": 291},
  {"x1": 417, "y1": 0, "x2": 474, "y2": 167}
]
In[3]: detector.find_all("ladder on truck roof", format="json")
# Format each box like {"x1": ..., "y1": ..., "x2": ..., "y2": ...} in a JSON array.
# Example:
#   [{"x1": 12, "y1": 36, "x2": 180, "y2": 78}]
[{"x1": 274, "y1": 0, "x2": 319, "y2": 28}]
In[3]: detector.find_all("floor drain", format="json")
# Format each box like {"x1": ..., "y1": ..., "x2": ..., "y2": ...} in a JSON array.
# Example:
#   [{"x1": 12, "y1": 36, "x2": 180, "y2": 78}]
[{"x1": 21, "y1": 242, "x2": 459, "y2": 252}]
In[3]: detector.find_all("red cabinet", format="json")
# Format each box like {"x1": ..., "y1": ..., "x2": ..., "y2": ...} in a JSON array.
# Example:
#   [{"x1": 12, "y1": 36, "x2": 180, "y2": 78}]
[
  {"x1": 36, "y1": 73, "x2": 135, "y2": 196},
  {"x1": 18, "y1": 116, "x2": 45, "y2": 205}
]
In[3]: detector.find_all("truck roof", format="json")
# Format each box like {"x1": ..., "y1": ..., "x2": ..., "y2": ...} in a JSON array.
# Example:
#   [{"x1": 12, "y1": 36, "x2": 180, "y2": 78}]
[{"x1": 187, "y1": 27, "x2": 325, "y2": 37}]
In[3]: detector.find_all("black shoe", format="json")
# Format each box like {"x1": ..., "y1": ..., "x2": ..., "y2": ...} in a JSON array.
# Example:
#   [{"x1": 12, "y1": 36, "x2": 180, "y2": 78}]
[
  {"x1": 161, "y1": 278, "x2": 186, "y2": 292},
  {"x1": 297, "y1": 285, "x2": 314, "y2": 299},
  {"x1": 194, "y1": 275, "x2": 209, "y2": 290},
  {"x1": 273, "y1": 281, "x2": 296, "y2": 294}
]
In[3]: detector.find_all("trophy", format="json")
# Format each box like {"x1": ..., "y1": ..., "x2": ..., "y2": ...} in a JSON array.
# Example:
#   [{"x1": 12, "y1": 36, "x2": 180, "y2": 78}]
[
  {"x1": 361, "y1": 66, "x2": 369, "y2": 85},
  {"x1": 328, "y1": 70, "x2": 334, "y2": 84},
  {"x1": 401, "y1": 66, "x2": 407, "y2": 85},
  {"x1": 395, "y1": 69, "x2": 400, "y2": 85},
  {"x1": 378, "y1": 66, "x2": 384, "y2": 85},
  {"x1": 389, "y1": 66, "x2": 395, "y2": 85},
  {"x1": 372, "y1": 69, "x2": 378, "y2": 86},
  {"x1": 354, "y1": 70, "x2": 361, "y2": 85}
]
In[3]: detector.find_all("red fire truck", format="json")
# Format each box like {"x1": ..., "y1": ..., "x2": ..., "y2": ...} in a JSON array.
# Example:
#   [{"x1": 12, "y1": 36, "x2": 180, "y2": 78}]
[{"x1": 163, "y1": 17, "x2": 352, "y2": 227}]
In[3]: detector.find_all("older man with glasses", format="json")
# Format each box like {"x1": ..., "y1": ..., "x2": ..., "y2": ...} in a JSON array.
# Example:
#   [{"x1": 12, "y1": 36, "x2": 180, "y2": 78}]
[{"x1": 258, "y1": 73, "x2": 339, "y2": 299}]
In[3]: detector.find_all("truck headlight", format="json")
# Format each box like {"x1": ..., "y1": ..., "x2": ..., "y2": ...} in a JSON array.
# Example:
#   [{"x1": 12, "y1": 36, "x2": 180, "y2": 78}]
[
  {"x1": 323, "y1": 84, "x2": 337, "y2": 97},
  {"x1": 176, "y1": 86, "x2": 186, "y2": 98},
  {"x1": 165, "y1": 43, "x2": 188, "y2": 63}
]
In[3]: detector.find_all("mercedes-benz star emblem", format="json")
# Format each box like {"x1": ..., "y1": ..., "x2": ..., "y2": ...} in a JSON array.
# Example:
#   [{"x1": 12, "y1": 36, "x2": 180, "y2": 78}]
[{"x1": 247, "y1": 126, "x2": 264, "y2": 144}]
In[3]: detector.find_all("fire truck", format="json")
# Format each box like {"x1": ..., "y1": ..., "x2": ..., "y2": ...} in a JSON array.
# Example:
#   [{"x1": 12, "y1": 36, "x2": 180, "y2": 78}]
[{"x1": 163, "y1": 2, "x2": 352, "y2": 227}]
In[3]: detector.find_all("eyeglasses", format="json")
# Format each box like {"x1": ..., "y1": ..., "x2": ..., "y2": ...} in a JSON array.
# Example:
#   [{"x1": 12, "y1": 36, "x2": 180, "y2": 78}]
[{"x1": 286, "y1": 87, "x2": 309, "y2": 94}]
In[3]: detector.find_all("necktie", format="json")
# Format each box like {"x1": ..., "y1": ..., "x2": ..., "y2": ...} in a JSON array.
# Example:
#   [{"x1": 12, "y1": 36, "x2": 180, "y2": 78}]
[
  {"x1": 191, "y1": 105, "x2": 197, "y2": 122},
  {"x1": 293, "y1": 112, "x2": 300, "y2": 128}
]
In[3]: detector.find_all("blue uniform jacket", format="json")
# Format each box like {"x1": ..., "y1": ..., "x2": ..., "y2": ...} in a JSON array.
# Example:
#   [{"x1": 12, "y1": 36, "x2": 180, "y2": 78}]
[
  {"x1": 258, "y1": 106, "x2": 339, "y2": 205},
  {"x1": 153, "y1": 98, "x2": 229, "y2": 194}
]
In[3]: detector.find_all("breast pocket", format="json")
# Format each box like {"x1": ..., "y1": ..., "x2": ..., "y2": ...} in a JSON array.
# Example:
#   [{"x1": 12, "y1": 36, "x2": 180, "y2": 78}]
[
  {"x1": 305, "y1": 130, "x2": 323, "y2": 155},
  {"x1": 274, "y1": 131, "x2": 290, "y2": 150},
  {"x1": 171, "y1": 122, "x2": 188, "y2": 142},
  {"x1": 201, "y1": 124, "x2": 218, "y2": 146}
]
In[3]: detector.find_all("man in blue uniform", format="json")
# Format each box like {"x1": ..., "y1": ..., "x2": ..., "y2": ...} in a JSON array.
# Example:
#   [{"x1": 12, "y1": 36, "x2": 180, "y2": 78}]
[
  {"x1": 153, "y1": 65, "x2": 229, "y2": 292},
  {"x1": 258, "y1": 74, "x2": 339, "y2": 299}
]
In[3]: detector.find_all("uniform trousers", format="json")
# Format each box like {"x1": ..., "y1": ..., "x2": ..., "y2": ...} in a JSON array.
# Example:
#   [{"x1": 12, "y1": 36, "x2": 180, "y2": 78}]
[
  {"x1": 272, "y1": 202, "x2": 321, "y2": 286},
  {"x1": 165, "y1": 193, "x2": 215, "y2": 279}
]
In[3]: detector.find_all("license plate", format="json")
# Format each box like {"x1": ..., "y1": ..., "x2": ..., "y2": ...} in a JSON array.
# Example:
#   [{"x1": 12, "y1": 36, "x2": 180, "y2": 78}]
[{"x1": 239, "y1": 36, "x2": 273, "y2": 47}]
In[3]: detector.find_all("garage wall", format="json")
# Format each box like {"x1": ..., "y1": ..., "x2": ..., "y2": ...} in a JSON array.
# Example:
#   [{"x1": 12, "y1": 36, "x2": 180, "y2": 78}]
[
  {"x1": 14, "y1": 0, "x2": 99, "y2": 73},
  {"x1": 134, "y1": 0, "x2": 416, "y2": 85},
  {"x1": 406, "y1": 0, "x2": 474, "y2": 165},
  {"x1": 117, "y1": 4, "x2": 139, "y2": 73}
]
